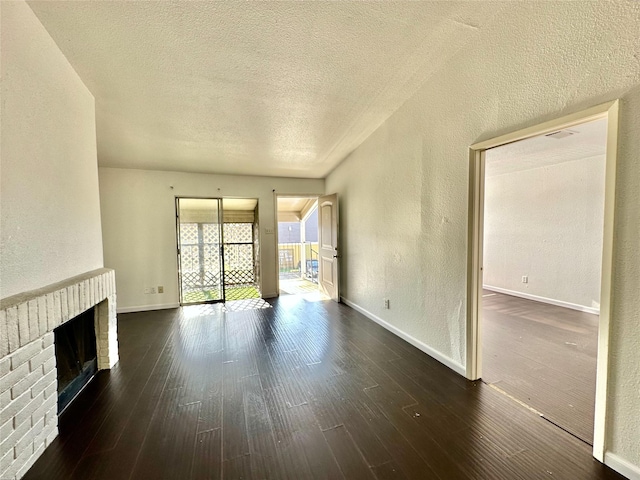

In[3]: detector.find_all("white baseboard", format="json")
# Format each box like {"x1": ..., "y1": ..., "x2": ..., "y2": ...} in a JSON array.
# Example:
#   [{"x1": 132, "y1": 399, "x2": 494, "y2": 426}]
[
  {"x1": 341, "y1": 297, "x2": 466, "y2": 377},
  {"x1": 117, "y1": 303, "x2": 180, "y2": 314},
  {"x1": 483, "y1": 285, "x2": 600, "y2": 315},
  {"x1": 605, "y1": 452, "x2": 640, "y2": 480}
]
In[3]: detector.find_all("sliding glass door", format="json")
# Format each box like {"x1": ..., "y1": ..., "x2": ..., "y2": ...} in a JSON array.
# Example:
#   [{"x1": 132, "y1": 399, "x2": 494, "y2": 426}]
[{"x1": 176, "y1": 198, "x2": 224, "y2": 304}]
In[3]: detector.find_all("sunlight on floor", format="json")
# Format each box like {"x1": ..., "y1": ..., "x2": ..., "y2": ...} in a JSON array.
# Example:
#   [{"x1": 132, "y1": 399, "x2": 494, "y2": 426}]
[
  {"x1": 279, "y1": 277, "x2": 329, "y2": 302},
  {"x1": 182, "y1": 298, "x2": 272, "y2": 318},
  {"x1": 224, "y1": 298, "x2": 272, "y2": 312}
]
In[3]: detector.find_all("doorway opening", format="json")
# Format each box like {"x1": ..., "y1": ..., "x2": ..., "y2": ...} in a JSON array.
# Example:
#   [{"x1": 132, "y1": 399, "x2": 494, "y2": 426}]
[
  {"x1": 467, "y1": 101, "x2": 619, "y2": 461},
  {"x1": 276, "y1": 196, "x2": 322, "y2": 296},
  {"x1": 482, "y1": 117, "x2": 607, "y2": 445},
  {"x1": 176, "y1": 197, "x2": 260, "y2": 305}
]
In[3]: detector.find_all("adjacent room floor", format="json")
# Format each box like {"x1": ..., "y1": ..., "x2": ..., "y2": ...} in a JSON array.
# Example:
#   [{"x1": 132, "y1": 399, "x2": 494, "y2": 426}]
[
  {"x1": 482, "y1": 290, "x2": 598, "y2": 444},
  {"x1": 25, "y1": 297, "x2": 618, "y2": 480}
]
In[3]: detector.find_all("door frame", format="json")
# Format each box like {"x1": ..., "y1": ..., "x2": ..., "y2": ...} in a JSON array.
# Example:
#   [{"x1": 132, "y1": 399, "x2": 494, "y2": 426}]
[
  {"x1": 274, "y1": 193, "x2": 320, "y2": 296},
  {"x1": 466, "y1": 100, "x2": 619, "y2": 462},
  {"x1": 175, "y1": 196, "x2": 225, "y2": 305}
]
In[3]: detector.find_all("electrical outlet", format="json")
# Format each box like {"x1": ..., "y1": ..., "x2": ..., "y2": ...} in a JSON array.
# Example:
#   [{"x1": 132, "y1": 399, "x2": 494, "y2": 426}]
[
  {"x1": 149, "y1": 287, "x2": 156, "y2": 294},
  {"x1": 265, "y1": 227, "x2": 274, "y2": 235},
  {"x1": 144, "y1": 287, "x2": 151, "y2": 294},
  {"x1": 383, "y1": 298, "x2": 390, "y2": 309},
  {"x1": 522, "y1": 275, "x2": 528, "y2": 284},
  {"x1": 158, "y1": 285, "x2": 164, "y2": 294}
]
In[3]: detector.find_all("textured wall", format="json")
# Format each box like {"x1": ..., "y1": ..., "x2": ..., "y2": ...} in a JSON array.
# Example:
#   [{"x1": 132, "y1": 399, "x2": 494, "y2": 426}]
[
  {"x1": 326, "y1": 1, "x2": 640, "y2": 470},
  {"x1": 0, "y1": 1, "x2": 103, "y2": 299},
  {"x1": 98, "y1": 167, "x2": 324, "y2": 310},
  {"x1": 607, "y1": 82, "x2": 640, "y2": 472},
  {"x1": 483, "y1": 155, "x2": 605, "y2": 311}
]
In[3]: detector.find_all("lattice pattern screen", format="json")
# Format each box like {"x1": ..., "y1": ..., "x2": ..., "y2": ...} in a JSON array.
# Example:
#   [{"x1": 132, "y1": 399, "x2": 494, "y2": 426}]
[
  {"x1": 224, "y1": 244, "x2": 255, "y2": 285},
  {"x1": 179, "y1": 221, "x2": 259, "y2": 302},
  {"x1": 203, "y1": 224, "x2": 220, "y2": 243},
  {"x1": 224, "y1": 223, "x2": 253, "y2": 243},
  {"x1": 179, "y1": 222, "x2": 222, "y2": 303},
  {"x1": 223, "y1": 223, "x2": 258, "y2": 301}
]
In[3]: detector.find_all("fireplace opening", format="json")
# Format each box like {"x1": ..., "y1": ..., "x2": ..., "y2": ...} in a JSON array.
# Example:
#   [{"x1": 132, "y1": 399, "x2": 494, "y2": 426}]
[{"x1": 54, "y1": 307, "x2": 98, "y2": 414}]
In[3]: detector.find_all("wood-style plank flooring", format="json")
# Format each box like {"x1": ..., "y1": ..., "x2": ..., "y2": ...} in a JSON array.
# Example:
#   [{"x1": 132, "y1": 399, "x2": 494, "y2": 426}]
[
  {"x1": 482, "y1": 291, "x2": 598, "y2": 444},
  {"x1": 25, "y1": 296, "x2": 620, "y2": 480}
]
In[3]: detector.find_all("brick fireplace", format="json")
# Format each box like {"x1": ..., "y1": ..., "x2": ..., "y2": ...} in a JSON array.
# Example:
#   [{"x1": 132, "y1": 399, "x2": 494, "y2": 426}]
[{"x1": 0, "y1": 268, "x2": 118, "y2": 480}]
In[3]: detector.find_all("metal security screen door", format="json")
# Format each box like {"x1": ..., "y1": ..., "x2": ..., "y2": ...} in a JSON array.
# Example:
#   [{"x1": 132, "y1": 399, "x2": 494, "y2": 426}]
[
  {"x1": 177, "y1": 198, "x2": 224, "y2": 304},
  {"x1": 223, "y1": 223, "x2": 260, "y2": 300}
]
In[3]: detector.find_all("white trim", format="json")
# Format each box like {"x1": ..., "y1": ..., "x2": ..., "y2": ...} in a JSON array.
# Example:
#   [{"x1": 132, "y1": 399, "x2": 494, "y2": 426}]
[
  {"x1": 470, "y1": 101, "x2": 618, "y2": 151},
  {"x1": 117, "y1": 303, "x2": 180, "y2": 314},
  {"x1": 605, "y1": 452, "x2": 640, "y2": 480},
  {"x1": 592, "y1": 100, "x2": 619, "y2": 461},
  {"x1": 341, "y1": 297, "x2": 466, "y2": 377},
  {"x1": 483, "y1": 285, "x2": 600, "y2": 315}
]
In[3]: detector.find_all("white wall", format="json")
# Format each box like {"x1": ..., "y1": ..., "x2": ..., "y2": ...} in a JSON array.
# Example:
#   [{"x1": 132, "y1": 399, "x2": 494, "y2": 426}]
[
  {"x1": 326, "y1": 1, "x2": 640, "y2": 472},
  {"x1": 98, "y1": 167, "x2": 324, "y2": 311},
  {"x1": 483, "y1": 155, "x2": 605, "y2": 312},
  {"x1": 0, "y1": 1, "x2": 103, "y2": 299}
]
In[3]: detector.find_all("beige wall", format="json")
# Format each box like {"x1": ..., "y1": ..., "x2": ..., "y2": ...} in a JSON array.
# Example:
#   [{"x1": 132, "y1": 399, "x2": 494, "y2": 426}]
[
  {"x1": 483, "y1": 155, "x2": 605, "y2": 312},
  {"x1": 98, "y1": 167, "x2": 324, "y2": 310},
  {"x1": 0, "y1": 1, "x2": 103, "y2": 299},
  {"x1": 326, "y1": 1, "x2": 640, "y2": 472}
]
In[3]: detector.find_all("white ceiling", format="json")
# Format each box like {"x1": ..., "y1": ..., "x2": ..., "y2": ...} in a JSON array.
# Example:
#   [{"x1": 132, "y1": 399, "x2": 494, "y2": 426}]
[
  {"x1": 277, "y1": 197, "x2": 316, "y2": 214},
  {"x1": 485, "y1": 118, "x2": 608, "y2": 178},
  {"x1": 27, "y1": 1, "x2": 501, "y2": 178}
]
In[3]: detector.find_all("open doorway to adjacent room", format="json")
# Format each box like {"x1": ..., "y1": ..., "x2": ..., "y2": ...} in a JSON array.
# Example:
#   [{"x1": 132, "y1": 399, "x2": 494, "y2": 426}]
[
  {"x1": 276, "y1": 196, "x2": 327, "y2": 299},
  {"x1": 176, "y1": 197, "x2": 261, "y2": 305},
  {"x1": 481, "y1": 117, "x2": 607, "y2": 445},
  {"x1": 468, "y1": 101, "x2": 619, "y2": 460}
]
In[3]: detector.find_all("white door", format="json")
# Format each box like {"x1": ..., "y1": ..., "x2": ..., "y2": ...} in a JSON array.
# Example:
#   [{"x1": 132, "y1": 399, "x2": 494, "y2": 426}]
[{"x1": 318, "y1": 194, "x2": 339, "y2": 302}]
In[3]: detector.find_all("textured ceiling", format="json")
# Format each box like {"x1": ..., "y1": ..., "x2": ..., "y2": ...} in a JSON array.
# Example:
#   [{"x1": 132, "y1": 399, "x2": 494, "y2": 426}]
[
  {"x1": 27, "y1": 1, "x2": 499, "y2": 178},
  {"x1": 485, "y1": 118, "x2": 608, "y2": 177}
]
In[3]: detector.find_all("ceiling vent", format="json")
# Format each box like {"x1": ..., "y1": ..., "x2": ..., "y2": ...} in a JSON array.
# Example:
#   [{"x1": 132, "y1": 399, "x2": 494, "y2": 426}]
[{"x1": 545, "y1": 130, "x2": 576, "y2": 139}]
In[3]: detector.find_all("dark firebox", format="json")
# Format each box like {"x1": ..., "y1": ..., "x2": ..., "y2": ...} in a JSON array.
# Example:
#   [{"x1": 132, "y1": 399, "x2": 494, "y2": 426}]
[{"x1": 54, "y1": 307, "x2": 97, "y2": 414}]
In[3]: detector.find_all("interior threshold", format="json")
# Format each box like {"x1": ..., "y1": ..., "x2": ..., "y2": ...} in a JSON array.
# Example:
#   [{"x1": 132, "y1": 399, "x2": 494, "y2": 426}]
[{"x1": 483, "y1": 380, "x2": 592, "y2": 446}]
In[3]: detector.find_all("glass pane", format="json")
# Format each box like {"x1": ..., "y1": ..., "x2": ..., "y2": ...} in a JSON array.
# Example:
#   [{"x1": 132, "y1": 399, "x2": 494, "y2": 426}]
[{"x1": 177, "y1": 198, "x2": 223, "y2": 304}]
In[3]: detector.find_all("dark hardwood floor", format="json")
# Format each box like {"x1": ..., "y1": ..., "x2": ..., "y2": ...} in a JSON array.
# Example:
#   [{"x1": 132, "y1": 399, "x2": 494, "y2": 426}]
[
  {"x1": 24, "y1": 296, "x2": 620, "y2": 480},
  {"x1": 482, "y1": 291, "x2": 598, "y2": 444}
]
